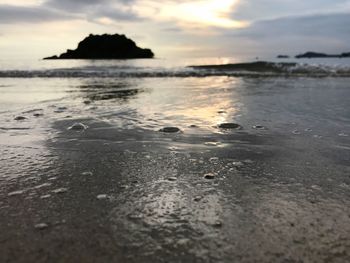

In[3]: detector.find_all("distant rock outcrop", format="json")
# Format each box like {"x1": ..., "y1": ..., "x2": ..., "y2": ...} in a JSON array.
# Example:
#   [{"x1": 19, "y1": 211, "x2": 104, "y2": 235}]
[
  {"x1": 295, "y1": 51, "x2": 350, "y2": 59},
  {"x1": 277, "y1": 55, "x2": 290, "y2": 59},
  {"x1": 191, "y1": 61, "x2": 297, "y2": 73},
  {"x1": 44, "y1": 34, "x2": 154, "y2": 59}
]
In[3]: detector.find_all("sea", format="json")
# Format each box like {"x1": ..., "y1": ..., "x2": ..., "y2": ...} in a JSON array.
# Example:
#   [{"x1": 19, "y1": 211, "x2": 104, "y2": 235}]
[{"x1": 0, "y1": 55, "x2": 349, "y2": 147}]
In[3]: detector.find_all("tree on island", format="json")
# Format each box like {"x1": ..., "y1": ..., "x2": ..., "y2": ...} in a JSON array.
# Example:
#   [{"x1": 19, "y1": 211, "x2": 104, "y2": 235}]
[
  {"x1": 295, "y1": 51, "x2": 350, "y2": 58},
  {"x1": 44, "y1": 34, "x2": 154, "y2": 59}
]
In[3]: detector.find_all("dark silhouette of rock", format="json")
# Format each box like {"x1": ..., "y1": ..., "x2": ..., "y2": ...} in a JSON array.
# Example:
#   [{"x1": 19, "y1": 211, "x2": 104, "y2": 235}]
[
  {"x1": 203, "y1": 173, "x2": 215, "y2": 180},
  {"x1": 191, "y1": 61, "x2": 297, "y2": 73},
  {"x1": 218, "y1": 123, "x2": 242, "y2": 129},
  {"x1": 44, "y1": 34, "x2": 154, "y2": 60},
  {"x1": 295, "y1": 51, "x2": 350, "y2": 58},
  {"x1": 277, "y1": 55, "x2": 290, "y2": 58},
  {"x1": 14, "y1": 116, "x2": 27, "y2": 121},
  {"x1": 159, "y1": 127, "x2": 181, "y2": 133}
]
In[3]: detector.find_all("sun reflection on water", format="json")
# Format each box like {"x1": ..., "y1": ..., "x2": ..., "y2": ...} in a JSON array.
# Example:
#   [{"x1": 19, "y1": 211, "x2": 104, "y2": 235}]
[{"x1": 125, "y1": 77, "x2": 242, "y2": 131}]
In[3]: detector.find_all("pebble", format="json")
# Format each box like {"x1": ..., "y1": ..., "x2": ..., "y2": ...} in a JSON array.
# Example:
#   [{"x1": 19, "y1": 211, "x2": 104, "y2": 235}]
[
  {"x1": 55, "y1": 107, "x2": 68, "y2": 113},
  {"x1": 14, "y1": 116, "x2": 26, "y2": 121},
  {"x1": 52, "y1": 188, "x2": 68, "y2": 194},
  {"x1": 209, "y1": 157, "x2": 219, "y2": 162},
  {"x1": 81, "y1": 171, "x2": 93, "y2": 176},
  {"x1": 204, "y1": 142, "x2": 220, "y2": 147},
  {"x1": 311, "y1": 185, "x2": 322, "y2": 191},
  {"x1": 213, "y1": 220, "x2": 223, "y2": 228},
  {"x1": 217, "y1": 110, "x2": 227, "y2": 114},
  {"x1": 253, "y1": 125, "x2": 266, "y2": 130},
  {"x1": 203, "y1": 173, "x2": 215, "y2": 180},
  {"x1": 33, "y1": 113, "x2": 44, "y2": 117},
  {"x1": 292, "y1": 130, "x2": 301, "y2": 135},
  {"x1": 218, "y1": 123, "x2": 242, "y2": 129},
  {"x1": 177, "y1": 239, "x2": 190, "y2": 246},
  {"x1": 68, "y1": 123, "x2": 88, "y2": 131},
  {"x1": 97, "y1": 194, "x2": 108, "y2": 200},
  {"x1": 34, "y1": 223, "x2": 49, "y2": 230},
  {"x1": 159, "y1": 127, "x2": 181, "y2": 133},
  {"x1": 232, "y1": 161, "x2": 244, "y2": 167},
  {"x1": 167, "y1": 177, "x2": 177, "y2": 181},
  {"x1": 193, "y1": 196, "x2": 203, "y2": 202},
  {"x1": 8, "y1": 190, "x2": 24, "y2": 197}
]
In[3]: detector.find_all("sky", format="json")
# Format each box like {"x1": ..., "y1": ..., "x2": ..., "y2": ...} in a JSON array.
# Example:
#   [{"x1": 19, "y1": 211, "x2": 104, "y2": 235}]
[{"x1": 0, "y1": 0, "x2": 350, "y2": 59}]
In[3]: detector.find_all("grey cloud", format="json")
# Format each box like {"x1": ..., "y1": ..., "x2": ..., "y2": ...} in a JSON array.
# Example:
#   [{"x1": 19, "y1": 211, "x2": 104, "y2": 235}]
[
  {"x1": 44, "y1": 0, "x2": 111, "y2": 11},
  {"x1": 93, "y1": 8, "x2": 141, "y2": 22},
  {"x1": 233, "y1": 13, "x2": 350, "y2": 39},
  {"x1": 162, "y1": 27, "x2": 183, "y2": 32},
  {"x1": 0, "y1": 1, "x2": 140, "y2": 24},
  {"x1": 44, "y1": 0, "x2": 140, "y2": 22},
  {"x1": 0, "y1": 4, "x2": 74, "y2": 24},
  {"x1": 219, "y1": 12, "x2": 350, "y2": 54},
  {"x1": 231, "y1": 0, "x2": 350, "y2": 21}
]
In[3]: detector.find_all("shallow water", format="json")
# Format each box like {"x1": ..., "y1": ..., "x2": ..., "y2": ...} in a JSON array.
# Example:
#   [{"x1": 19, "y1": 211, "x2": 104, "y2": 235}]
[
  {"x1": 0, "y1": 76, "x2": 349, "y2": 136},
  {"x1": 1, "y1": 57, "x2": 350, "y2": 78},
  {"x1": 0, "y1": 59, "x2": 350, "y2": 262}
]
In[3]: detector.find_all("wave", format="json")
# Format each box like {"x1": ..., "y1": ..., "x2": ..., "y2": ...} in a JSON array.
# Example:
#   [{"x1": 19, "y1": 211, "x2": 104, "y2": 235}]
[{"x1": 1, "y1": 61, "x2": 350, "y2": 78}]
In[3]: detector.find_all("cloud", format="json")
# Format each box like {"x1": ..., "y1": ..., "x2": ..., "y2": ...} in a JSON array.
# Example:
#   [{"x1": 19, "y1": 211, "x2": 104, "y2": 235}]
[
  {"x1": 219, "y1": 12, "x2": 350, "y2": 54},
  {"x1": 131, "y1": 0, "x2": 248, "y2": 29},
  {"x1": 0, "y1": 1, "x2": 141, "y2": 24},
  {"x1": 231, "y1": 0, "x2": 350, "y2": 21},
  {"x1": 0, "y1": 4, "x2": 74, "y2": 23},
  {"x1": 233, "y1": 13, "x2": 350, "y2": 39},
  {"x1": 44, "y1": 0, "x2": 140, "y2": 22},
  {"x1": 44, "y1": 0, "x2": 110, "y2": 11}
]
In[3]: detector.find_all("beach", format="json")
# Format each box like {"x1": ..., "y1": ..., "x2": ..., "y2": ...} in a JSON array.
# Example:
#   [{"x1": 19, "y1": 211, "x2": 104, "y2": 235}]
[{"x1": 1, "y1": 59, "x2": 350, "y2": 262}]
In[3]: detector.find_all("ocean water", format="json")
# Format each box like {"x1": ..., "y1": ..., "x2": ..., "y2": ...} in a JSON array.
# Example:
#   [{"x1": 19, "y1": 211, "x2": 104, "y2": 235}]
[
  {"x1": 0, "y1": 55, "x2": 348, "y2": 153},
  {"x1": 0, "y1": 56, "x2": 349, "y2": 147},
  {"x1": 1, "y1": 56, "x2": 350, "y2": 78},
  {"x1": 0, "y1": 57, "x2": 349, "y2": 143},
  {"x1": 1, "y1": 57, "x2": 350, "y2": 261}
]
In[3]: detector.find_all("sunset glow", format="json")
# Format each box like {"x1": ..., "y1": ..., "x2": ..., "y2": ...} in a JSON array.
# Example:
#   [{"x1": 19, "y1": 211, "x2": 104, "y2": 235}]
[
  {"x1": 174, "y1": 0, "x2": 246, "y2": 28},
  {"x1": 137, "y1": 0, "x2": 248, "y2": 28}
]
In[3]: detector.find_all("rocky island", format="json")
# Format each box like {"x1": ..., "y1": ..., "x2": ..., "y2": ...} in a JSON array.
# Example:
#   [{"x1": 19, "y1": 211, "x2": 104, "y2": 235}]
[
  {"x1": 277, "y1": 55, "x2": 290, "y2": 59},
  {"x1": 295, "y1": 51, "x2": 350, "y2": 58},
  {"x1": 44, "y1": 34, "x2": 154, "y2": 59}
]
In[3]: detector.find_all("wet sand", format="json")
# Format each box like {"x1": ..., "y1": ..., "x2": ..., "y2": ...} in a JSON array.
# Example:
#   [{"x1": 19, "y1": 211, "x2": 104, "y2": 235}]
[{"x1": 0, "y1": 76, "x2": 350, "y2": 262}]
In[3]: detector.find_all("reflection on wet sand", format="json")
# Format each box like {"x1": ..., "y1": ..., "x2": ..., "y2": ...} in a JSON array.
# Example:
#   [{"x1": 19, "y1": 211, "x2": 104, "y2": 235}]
[
  {"x1": 79, "y1": 82, "x2": 143, "y2": 103},
  {"x1": 75, "y1": 77, "x2": 243, "y2": 133}
]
